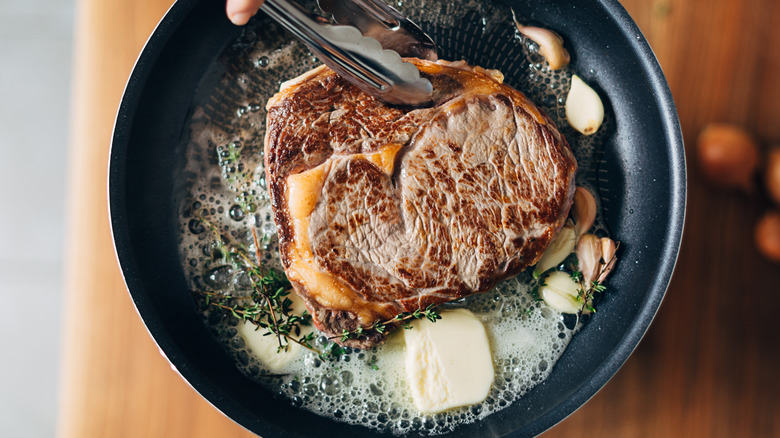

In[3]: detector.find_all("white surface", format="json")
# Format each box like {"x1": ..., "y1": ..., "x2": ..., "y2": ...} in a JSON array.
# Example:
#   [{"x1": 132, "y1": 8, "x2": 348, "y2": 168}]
[{"x1": 0, "y1": 0, "x2": 74, "y2": 436}]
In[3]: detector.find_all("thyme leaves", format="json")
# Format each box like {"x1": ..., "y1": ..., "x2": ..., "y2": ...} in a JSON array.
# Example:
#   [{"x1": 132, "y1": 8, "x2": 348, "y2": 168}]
[
  {"x1": 335, "y1": 305, "x2": 442, "y2": 344},
  {"x1": 193, "y1": 217, "x2": 442, "y2": 365},
  {"x1": 572, "y1": 241, "x2": 620, "y2": 314},
  {"x1": 193, "y1": 217, "x2": 318, "y2": 354}
]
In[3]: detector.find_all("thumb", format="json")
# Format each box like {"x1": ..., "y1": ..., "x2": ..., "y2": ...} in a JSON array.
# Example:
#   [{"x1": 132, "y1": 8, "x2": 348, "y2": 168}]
[{"x1": 226, "y1": 0, "x2": 265, "y2": 26}]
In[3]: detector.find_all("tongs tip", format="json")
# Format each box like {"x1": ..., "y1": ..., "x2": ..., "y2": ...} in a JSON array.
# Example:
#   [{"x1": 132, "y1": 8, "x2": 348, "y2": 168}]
[{"x1": 261, "y1": 0, "x2": 437, "y2": 106}]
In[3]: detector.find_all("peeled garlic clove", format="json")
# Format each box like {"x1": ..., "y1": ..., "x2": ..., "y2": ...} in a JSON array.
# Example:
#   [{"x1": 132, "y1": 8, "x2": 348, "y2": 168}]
[
  {"x1": 576, "y1": 233, "x2": 602, "y2": 285},
  {"x1": 533, "y1": 225, "x2": 576, "y2": 277},
  {"x1": 566, "y1": 75, "x2": 604, "y2": 136},
  {"x1": 572, "y1": 187, "x2": 597, "y2": 236},
  {"x1": 597, "y1": 237, "x2": 617, "y2": 283},
  {"x1": 513, "y1": 22, "x2": 570, "y2": 70},
  {"x1": 540, "y1": 271, "x2": 581, "y2": 314}
]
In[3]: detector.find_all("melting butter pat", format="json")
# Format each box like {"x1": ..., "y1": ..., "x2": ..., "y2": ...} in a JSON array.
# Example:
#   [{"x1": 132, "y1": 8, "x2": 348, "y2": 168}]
[
  {"x1": 238, "y1": 293, "x2": 312, "y2": 373},
  {"x1": 403, "y1": 308, "x2": 494, "y2": 413}
]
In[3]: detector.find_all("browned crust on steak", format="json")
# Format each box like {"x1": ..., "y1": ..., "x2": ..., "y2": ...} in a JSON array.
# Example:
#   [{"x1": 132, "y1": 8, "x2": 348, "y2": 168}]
[{"x1": 264, "y1": 59, "x2": 576, "y2": 348}]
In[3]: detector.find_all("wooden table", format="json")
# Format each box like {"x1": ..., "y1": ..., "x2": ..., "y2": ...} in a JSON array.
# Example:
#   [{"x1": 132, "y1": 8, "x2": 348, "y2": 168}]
[{"x1": 58, "y1": 0, "x2": 780, "y2": 436}]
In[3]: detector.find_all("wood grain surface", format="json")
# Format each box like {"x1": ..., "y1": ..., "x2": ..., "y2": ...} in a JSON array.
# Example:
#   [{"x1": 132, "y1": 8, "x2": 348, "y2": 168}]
[{"x1": 57, "y1": 0, "x2": 780, "y2": 436}]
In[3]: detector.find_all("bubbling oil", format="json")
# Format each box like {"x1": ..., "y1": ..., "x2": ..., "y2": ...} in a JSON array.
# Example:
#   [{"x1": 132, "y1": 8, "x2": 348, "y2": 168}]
[{"x1": 178, "y1": 1, "x2": 612, "y2": 435}]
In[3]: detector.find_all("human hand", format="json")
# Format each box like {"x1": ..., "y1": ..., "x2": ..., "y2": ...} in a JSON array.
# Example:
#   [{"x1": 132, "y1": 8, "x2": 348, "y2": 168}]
[{"x1": 227, "y1": 0, "x2": 264, "y2": 25}]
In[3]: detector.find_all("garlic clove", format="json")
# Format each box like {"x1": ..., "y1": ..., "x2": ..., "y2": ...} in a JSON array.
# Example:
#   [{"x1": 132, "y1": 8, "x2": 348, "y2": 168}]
[
  {"x1": 566, "y1": 75, "x2": 604, "y2": 136},
  {"x1": 533, "y1": 224, "x2": 576, "y2": 277},
  {"x1": 576, "y1": 233, "x2": 602, "y2": 285},
  {"x1": 572, "y1": 187, "x2": 597, "y2": 236},
  {"x1": 540, "y1": 271, "x2": 581, "y2": 314},
  {"x1": 696, "y1": 124, "x2": 759, "y2": 192},
  {"x1": 597, "y1": 237, "x2": 617, "y2": 283},
  {"x1": 513, "y1": 21, "x2": 570, "y2": 70},
  {"x1": 754, "y1": 210, "x2": 780, "y2": 263}
]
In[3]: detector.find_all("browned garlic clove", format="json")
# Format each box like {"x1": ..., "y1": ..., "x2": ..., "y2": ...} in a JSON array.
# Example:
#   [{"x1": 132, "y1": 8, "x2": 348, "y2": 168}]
[
  {"x1": 597, "y1": 237, "x2": 618, "y2": 283},
  {"x1": 566, "y1": 75, "x2": 604, "y2": 136},
  {"x1": 576, "y1": 233, "x2": 602, "y2": 285},
  {"x1": 512, "y1": 12, "x2": 570, "y2": 70},
  {"x1": 572, "y1": 187, "x2": 597, "y2": 236}
]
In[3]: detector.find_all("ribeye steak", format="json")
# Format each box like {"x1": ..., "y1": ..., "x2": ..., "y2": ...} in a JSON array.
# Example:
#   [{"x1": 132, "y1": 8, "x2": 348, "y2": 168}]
[{"x1": 264, "y1": 59, "x2": 577, "y2": 348}]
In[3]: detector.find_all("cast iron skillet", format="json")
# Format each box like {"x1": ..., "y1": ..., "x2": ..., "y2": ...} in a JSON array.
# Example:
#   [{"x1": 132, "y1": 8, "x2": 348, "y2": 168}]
[{"x1": 109, "y1": 0, "x2": 685, "y2": 436}]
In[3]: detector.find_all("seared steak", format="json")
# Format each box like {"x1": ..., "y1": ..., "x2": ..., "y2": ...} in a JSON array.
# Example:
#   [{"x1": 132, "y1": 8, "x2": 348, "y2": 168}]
[{"x1": 264, "y1": 59, "x2": 576, "y2": 348}]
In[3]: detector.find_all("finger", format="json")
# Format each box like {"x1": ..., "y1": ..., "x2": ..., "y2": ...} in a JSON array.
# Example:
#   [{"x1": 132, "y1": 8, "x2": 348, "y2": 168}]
[{"x1": 226, "y1": 0, "x2": 264, "y2": 26}]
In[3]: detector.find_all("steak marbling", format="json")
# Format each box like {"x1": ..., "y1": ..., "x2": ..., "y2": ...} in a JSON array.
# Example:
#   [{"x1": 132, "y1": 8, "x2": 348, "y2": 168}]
[{"x1": 264, "y1": 59, "x2": 577, "y2": 348}]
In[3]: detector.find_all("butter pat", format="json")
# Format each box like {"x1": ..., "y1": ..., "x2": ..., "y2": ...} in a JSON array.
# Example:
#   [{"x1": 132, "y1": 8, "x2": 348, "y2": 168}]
[
  {"x1": 403, "y1": 308, "x2": 494, "y2": 413},
  {"x1": 238, "y1": 293, "x2": 312, "y2": 373}
]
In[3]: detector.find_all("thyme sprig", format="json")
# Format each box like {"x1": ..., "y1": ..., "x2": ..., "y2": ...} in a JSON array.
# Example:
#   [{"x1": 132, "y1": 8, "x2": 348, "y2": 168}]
[
  {"x1": 335, "y1": 304, "x2": 442, "y2": 343},
  {"x1": 193, "y1": 216, "x2": 443, "y2": 364},
  {"x1": 196, "y1": 289, "x2": 318, "y2": 354},
  {"x1": 193, "y1": 217, "x2": 319, "y2": 354},
  {"x1": 572, "y1": 242, "x2": 620, "y2": 314}
]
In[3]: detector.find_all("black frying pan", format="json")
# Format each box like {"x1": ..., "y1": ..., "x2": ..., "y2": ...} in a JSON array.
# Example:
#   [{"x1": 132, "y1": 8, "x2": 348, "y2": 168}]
[{"x1": 109, "y1": 0, "x2": 685, "y2": 436}]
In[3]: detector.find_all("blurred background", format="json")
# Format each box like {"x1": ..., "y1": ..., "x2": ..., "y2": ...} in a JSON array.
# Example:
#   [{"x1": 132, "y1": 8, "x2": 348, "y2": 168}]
[
  {"x1": 2, "y1": 0, "x2": 779, "y2": 436},
  {"x1": 0, "y1": 1, "x2": 73, "y2": 436}
]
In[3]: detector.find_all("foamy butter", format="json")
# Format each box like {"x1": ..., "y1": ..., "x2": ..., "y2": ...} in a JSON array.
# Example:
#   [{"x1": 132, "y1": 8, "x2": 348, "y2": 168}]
[
  {"x1": 404, "y1": 309, "x2": 494, "y2": 413},
  {"x1": 231, "y1": 279, "x2": 575, "y2": 435}
]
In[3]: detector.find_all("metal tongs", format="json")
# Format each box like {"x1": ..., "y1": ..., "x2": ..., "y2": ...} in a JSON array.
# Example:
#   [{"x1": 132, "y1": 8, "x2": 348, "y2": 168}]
[{"x1": 260, "y1": 0, "x2": 438, "y2": 105}]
